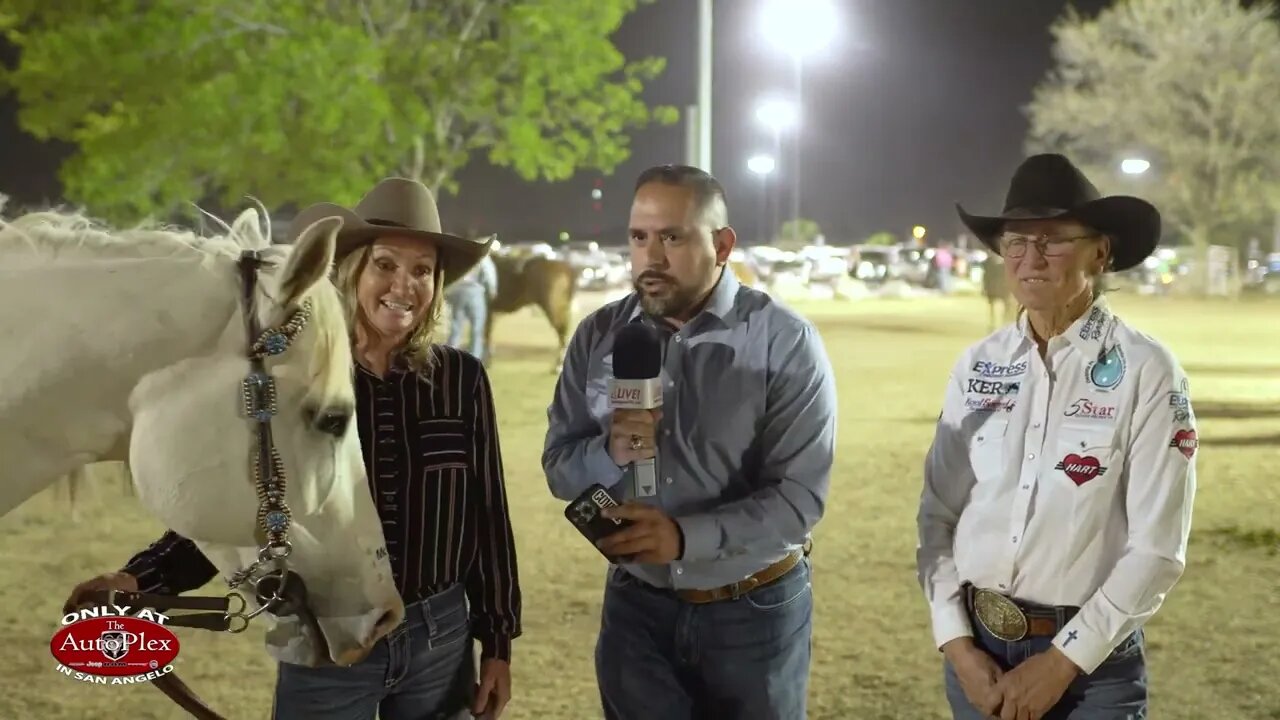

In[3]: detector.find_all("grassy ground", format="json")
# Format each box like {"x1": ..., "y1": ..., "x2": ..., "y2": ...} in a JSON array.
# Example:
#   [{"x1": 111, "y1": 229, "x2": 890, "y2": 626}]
[{"x1": 2, "y1": 292, "x2": 1277, "y2": 720}]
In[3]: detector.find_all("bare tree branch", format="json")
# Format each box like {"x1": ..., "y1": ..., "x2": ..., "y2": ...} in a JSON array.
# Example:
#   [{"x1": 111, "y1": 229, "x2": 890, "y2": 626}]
[
  {"x1": 456, "y1": 0, "x2": 491, "y2": 52},
  {"x1": 357, "y1": 0, "x2": 380, "y2": 42},
  {"x1": 409, "y1": 135, "x2": 425, "y2": 182},
  {"x1": 213, "y1": 8, "x2": 289, "y2": 36}
]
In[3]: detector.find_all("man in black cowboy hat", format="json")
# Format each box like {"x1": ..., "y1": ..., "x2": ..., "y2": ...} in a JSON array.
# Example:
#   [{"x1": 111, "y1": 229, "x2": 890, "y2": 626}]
[{"x1": 916, "y1": 154, "x2": 1198, "y2": 719}]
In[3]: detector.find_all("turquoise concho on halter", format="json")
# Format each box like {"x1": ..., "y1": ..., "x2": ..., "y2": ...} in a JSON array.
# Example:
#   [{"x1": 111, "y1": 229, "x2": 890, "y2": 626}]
[{"x1": 242, "y1": 300, "x2": 313, "y2": 548}]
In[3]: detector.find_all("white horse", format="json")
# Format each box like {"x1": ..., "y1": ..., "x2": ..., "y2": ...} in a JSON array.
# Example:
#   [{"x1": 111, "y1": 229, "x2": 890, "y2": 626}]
[{"x1": 0, "y1": 206, "x2": 404, "y2": 667}]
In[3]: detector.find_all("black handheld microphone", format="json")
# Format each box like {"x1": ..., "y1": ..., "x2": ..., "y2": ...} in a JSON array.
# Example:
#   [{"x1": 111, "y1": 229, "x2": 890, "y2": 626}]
[{"x1": 610, "y1": 322, "x2": 664, "y2": 497}]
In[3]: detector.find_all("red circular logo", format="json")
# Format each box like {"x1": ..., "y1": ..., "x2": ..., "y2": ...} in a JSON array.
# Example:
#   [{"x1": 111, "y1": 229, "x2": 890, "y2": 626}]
[{"x1": 50, "y1": 615, "x2": 180, "y2": 677}]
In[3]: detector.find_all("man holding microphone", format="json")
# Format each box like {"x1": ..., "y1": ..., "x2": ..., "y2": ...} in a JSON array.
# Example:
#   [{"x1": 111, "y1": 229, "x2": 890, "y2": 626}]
[{"x1": 542, "y1": 164, "x2": 838, "y2": 720}]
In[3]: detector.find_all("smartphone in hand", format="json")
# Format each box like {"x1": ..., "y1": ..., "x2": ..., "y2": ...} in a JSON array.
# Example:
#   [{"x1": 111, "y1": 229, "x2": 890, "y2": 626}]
[{"x1": 564, "y1": 484, "x2": 633, "y2": 563}]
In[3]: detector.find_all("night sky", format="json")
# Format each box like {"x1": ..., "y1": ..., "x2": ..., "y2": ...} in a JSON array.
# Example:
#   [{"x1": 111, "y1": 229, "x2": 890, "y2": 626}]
[{"x1": 0, "y1": 0, "x2": 1112, "y2": 245}]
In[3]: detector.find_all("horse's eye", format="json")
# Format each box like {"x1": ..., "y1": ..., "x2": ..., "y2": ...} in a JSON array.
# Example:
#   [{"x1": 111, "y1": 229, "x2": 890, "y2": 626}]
[{"x1": 304, "y1": 406, "x2": 351, "y2": 438}]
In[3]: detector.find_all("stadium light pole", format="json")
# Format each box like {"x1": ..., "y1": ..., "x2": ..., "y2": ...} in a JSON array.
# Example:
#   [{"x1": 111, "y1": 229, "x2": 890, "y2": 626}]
[
  {"x1": 759, "y1": 0, "x2": 839, "y2": 242},
  {"x1": 754, "y1": 98, "x2": 797, "y2": 241},
  {"x1": 695, "y1": 0, "x2": 713, "y2": 173},
  {"x1": 748, "y1": 154, "x2": 777, "y2": 243}
]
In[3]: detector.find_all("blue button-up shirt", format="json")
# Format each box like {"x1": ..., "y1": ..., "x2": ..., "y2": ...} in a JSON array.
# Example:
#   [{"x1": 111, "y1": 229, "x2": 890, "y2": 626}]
[{"x1": 542, "y1": 267, "x2": 837, "y2": 590}]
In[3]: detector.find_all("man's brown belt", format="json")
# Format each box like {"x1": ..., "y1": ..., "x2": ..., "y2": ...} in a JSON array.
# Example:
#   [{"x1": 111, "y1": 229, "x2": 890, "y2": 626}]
[{"x1": 676, "y1": 543, "x2": 810, "y2": 604}]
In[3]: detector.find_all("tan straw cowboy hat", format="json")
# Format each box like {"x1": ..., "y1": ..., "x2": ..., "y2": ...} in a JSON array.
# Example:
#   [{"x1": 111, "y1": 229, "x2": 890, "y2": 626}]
[{"x1": 289, "y1": 177, "x2": 493, "y2": 286}]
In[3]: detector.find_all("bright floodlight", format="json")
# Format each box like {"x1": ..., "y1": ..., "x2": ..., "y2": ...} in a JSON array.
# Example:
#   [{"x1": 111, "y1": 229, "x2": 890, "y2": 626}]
[
  {"x1": 756, "y1": 98, "x2": 799, "y2": 132},
  {"x1": 747, "y1": 154, "x2": 777, "y2": 176},
  {"x1": 761, "y1": 0, "x2": 839, "y2": 58},
  {"x1": 1121, "y1": 158, "x2": 1151, "y2": 175}
]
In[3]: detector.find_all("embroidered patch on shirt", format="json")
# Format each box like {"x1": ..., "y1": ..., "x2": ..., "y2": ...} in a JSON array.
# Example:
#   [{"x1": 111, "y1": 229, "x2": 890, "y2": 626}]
[
  {"x1": 966, "y1": 379, "x2": 1020, "y2": 396},
  {"x1": 1063, "y1": 398, "x2": 1117, "y2": 420},
  {"x1": 1167, "y1": 378, "x2": 1191, "y2": 422},
  {"x1": 1078, "y1": 306, "x2": 1108, "y2": 341},
  {"x1": 1085, "y1": 345, "x2": 1126, "y2": 390},
  {"x1": 966, "y1": 397, "x2": 1015, "y2": 413},
  {"x1": 1055, "y1": 454, "x2": 1108, "y2": 486},
  {"x1": 971, "y1": 360, "x2": 1027, "y2": 378},
  {"x1": 1170, "y1": 429, "x2": 1198, "y2": 459}
]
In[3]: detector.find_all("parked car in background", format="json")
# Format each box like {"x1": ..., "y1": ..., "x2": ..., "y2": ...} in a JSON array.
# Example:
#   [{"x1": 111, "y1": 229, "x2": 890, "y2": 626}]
[{"x1": 848, "y1": 245, "x2": 901, "y2": 285}]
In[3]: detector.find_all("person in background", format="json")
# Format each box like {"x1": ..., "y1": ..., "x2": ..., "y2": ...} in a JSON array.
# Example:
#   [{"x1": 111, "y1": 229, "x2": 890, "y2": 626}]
[
  {"x1": 933, "y1": 240, "x2": 956, "y2": 294},
  {"x1": 917, "y1": 154, "x2": 1197, "y2": 720},
  {"x1": 543, "y1": 164, "x2": 838, "y2": 720},
  {"x1": 446, "y1": 246, "x2": 498, "y2": 363},
  {"x1": 64, "y1": 178, "x2": 522, "y2": 720}
]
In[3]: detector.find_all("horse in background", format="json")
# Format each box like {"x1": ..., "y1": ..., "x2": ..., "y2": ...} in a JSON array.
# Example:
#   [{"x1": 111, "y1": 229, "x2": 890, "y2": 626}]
[
  {"x1": 55, "y1": 462, "x2": 133, "y2": 522},
  {"x1": 487, "y1": 251, "x2": 578, "y2": 372},
  {"x1": 0, "y1": 206, "x2": 402, "y2": 666},
  {"x1": 475, "y1": 250, "x2": 757, "y2": 373},
  {"x1": 981, "y1": 252, "x2": 1017, "y2": 331}
]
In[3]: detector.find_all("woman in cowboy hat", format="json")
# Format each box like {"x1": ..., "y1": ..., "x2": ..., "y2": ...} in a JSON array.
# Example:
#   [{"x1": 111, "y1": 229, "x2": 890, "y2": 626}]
[
  {"x1": 65, "y1": 178, "x2": 522, "y2": 720},
  {"x1": 915, "y1": 154, "x2": 1198, "y2": 720}
]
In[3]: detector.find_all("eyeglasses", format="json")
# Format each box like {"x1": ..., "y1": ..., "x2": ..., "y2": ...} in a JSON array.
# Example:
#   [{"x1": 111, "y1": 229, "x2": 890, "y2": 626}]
[{"x1": 998, "y1": 232, "x2": 1098, "y2": 259}]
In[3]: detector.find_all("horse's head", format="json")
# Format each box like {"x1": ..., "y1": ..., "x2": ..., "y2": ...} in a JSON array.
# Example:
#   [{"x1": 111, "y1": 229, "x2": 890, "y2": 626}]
[{"x1": 125, "y1": 209, "x2": 403, "y2": 666}]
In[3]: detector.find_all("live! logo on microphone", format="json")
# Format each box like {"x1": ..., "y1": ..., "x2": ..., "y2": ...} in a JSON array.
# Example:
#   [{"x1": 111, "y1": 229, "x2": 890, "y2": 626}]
[{"x1": 608, "y1": 377, "x2": 664, "y2": 410}]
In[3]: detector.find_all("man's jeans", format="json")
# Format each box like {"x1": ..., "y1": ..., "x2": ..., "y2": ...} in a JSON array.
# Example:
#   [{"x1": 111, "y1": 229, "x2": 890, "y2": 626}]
[
  {"x1": 272, "y1": 584, "x2": 474, "y2": 720},
  {"x1": 596, "y1": 559, "x2": 813, "y2": 720},
  {"x1": 944, "y1": 615, "x2": 1148, "y2": 720},
  {"x1": 447, "y1": 284, "x2": 488, "y2": 361}
]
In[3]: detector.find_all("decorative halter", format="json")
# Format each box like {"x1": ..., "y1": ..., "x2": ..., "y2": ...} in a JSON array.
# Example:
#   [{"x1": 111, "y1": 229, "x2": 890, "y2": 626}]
[
  {"x1": 221, "y1": 248, "x2": 316, "y2": 626},
  {"x1": 82, "y1": 248, "x2": 326, "y2": 720}
]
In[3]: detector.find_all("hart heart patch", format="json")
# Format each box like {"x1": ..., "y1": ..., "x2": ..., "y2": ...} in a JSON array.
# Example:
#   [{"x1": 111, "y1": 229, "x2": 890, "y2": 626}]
[
  {"x1": 1169, "y1": 429, "x2": 1198, "y2": 459},
  {"x1": 1055, "y1": 454, "x2": 1107, "y2": 486}
]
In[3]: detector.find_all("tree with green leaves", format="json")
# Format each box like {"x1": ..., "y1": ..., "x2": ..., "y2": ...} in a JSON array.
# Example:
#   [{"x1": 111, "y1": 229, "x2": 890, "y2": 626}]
[
  {"x1": 1025, "y1": 0, "x2": 1280, "y2": 250},
  {"x1": 863, "y1": 231, "x2": 897, "y2": 247},
  {"x1": 774, "y1": 218, "x2": 823, "y2": 249},
  {"x1": 0, "y1": 0, "x2": 677, "y2": 223}
]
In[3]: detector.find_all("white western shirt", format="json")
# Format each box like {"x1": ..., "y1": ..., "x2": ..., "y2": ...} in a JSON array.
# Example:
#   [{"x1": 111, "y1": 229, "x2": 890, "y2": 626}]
[{"x1": 916, "y1": 296, "x2": 1198, "y2": 674}]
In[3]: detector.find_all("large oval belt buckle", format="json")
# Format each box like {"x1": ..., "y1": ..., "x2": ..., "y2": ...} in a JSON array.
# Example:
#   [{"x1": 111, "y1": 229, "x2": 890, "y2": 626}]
[{"x1": 972, "y1": 589, "x2": 1028, "y2": 642}]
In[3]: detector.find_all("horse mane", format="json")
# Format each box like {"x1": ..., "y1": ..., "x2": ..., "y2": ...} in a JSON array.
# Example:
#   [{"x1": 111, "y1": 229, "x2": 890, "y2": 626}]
[
  {"x1": 0, "y1": 204, "x2": 354, "y2": 476},
  {"x1": 0, "y1": 204, "x2": 275, "y2": 264}
]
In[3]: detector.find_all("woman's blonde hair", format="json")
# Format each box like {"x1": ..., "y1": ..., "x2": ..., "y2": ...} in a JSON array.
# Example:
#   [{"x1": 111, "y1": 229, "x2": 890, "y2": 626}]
[{"x1": 333, "y1": 243, "x2": 447, "y2": 378}]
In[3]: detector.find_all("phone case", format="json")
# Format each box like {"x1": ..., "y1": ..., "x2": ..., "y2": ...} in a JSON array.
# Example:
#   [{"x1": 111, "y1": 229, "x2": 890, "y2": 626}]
[{"x1": 564, "y1": 484, "x2": 633, "y2": 562}]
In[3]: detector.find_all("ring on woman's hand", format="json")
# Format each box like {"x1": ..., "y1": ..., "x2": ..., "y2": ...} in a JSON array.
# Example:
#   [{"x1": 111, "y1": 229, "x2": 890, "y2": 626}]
[{"x1": 629, "y1": 434, "x2": 643, "y2": 451}]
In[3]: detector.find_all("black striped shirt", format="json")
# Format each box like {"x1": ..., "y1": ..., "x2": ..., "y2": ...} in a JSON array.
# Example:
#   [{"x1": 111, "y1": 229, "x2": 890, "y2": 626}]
[{"x1": 121, "y1": 344, "x2": 522, "y2": 661}]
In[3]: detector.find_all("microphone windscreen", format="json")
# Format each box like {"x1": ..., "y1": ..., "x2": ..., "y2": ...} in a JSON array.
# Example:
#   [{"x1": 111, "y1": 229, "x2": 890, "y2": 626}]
[{"x1": 612, "y1": 322, "x2": 664, "y2": 380}]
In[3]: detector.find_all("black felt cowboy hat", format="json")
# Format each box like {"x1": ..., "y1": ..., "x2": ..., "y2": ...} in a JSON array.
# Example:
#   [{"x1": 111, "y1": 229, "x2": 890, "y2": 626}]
[
  {"x1": 956, "y1": 153, "x2": 1161, "y2": 272},
  {"x1": 288, "y1": 177, "x2": 492, "y2": 286}
]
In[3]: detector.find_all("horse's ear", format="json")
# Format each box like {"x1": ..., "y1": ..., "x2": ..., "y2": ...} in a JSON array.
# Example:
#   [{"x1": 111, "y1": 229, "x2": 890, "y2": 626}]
[
  {"x1": 278, "y1": 216, "x2": 340, "y2": 309},
  {"x1": 230, "y1": 208, "x2": 268, "y2": 249}
]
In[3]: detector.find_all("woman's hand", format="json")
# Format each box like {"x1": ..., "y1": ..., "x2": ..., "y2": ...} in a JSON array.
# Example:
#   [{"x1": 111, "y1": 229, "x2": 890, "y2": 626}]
[{"x1": 472, "y1": 658, "x2": 512, "y2": 718}]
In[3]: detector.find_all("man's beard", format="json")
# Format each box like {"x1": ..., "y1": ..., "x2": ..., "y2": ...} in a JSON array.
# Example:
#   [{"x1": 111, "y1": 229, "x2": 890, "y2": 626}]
[{"x1": 634, "y1": 272, "x2": 697, "y2": 318}]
